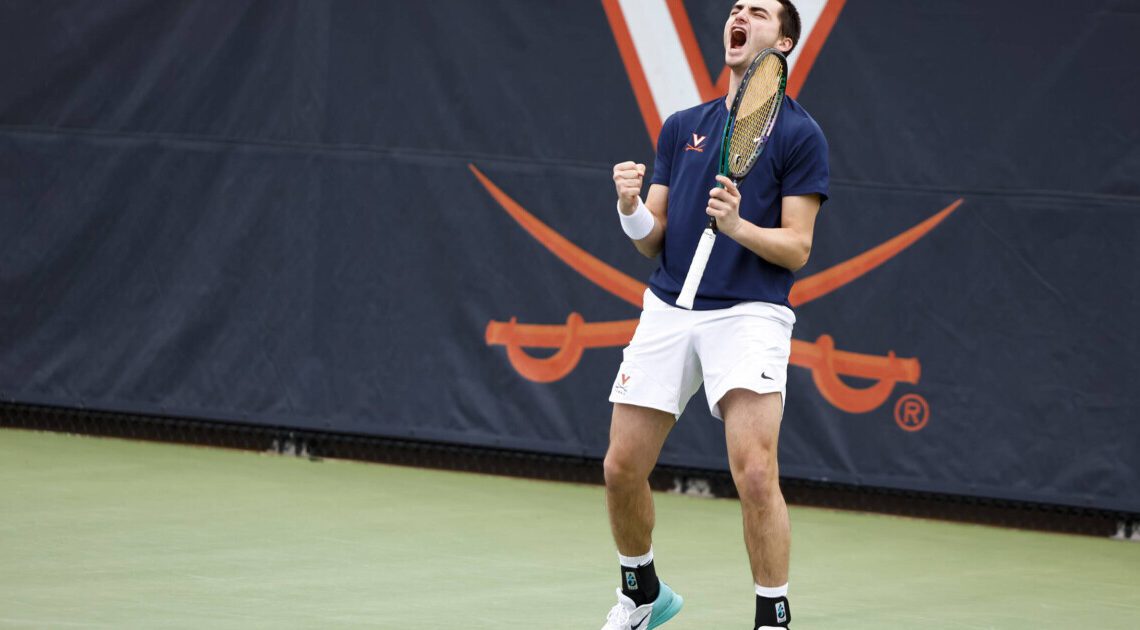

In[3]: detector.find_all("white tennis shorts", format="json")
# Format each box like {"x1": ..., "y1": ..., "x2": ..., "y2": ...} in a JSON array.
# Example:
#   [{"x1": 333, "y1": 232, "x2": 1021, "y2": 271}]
[{"x1": 609, "y1": 289, "x2": 795, "y2": 420}]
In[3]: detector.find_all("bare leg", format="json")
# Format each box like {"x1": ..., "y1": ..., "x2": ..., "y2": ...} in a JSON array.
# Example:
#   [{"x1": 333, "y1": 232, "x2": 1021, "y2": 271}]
[
  {"x1": 604, "y1": 403, "x2": 675, "y2": 556},
  {"x1": 721, "y1": 389, "x2": 789, "y2": 586}
]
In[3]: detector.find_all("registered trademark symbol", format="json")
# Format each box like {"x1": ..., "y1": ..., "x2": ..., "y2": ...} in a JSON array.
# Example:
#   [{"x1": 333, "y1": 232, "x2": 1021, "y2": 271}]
[{"x1": 894, "y1": 394, "x2": 930, "y2": 432}]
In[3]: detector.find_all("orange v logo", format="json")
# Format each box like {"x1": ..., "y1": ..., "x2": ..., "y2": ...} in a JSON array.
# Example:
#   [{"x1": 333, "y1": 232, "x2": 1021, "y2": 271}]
[{"x1": 601, "y1": 0, "x2": 847, "y2": 143}]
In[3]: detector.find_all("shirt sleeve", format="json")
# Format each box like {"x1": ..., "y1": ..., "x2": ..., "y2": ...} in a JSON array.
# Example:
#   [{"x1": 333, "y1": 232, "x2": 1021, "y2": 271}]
[
  {"x1": 650, "y1": 113, "x2": 679, "y2": 186},
  {"x1": 781, "y1": 120, "x2": 830, "y2": 203}
]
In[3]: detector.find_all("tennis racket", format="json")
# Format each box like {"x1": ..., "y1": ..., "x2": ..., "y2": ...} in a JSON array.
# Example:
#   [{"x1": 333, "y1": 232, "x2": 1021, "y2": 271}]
[{"x1": 675, "y1": 48, "x2": 788, "y2": 310}]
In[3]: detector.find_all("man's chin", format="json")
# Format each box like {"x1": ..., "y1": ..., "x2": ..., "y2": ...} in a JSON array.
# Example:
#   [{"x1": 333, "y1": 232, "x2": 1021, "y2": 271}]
[{"x1": 724, "y1": 51, "x2": 751, "y2": 70}]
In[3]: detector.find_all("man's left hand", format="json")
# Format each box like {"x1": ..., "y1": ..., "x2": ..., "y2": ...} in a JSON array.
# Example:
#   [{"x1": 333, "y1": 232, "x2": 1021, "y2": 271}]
[{"x1": 707, "y1": 175, "x2": 746, "y2": 237}]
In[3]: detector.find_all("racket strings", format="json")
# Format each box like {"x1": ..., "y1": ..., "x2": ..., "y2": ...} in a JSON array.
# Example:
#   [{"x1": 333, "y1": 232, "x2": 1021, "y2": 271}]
[{"x1": 727, "y1": 56, "x2": 785, "y2": 177}]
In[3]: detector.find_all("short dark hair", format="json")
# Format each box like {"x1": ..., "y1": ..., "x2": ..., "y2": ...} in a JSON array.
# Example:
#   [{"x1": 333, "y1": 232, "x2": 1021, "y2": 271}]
[{"x1": 774, "y1": 0, "x2": 802, "y2": 54}]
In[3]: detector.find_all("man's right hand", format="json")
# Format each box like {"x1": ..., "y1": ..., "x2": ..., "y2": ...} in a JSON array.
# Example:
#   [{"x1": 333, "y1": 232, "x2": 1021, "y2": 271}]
[{"x1": 612, "y1": 161, "x2": 646, "y2": 214}]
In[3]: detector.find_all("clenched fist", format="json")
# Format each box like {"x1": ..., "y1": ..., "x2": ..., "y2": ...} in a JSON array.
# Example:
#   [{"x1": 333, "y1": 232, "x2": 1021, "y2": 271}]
[{"x1": 612, "y1": 161, "x2": 646, "y2": 214}]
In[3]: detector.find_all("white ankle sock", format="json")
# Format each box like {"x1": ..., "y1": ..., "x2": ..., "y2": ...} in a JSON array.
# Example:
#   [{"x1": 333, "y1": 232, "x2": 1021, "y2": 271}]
[
  {"x1": 618, "y1": 547, "x2": 654, "y2": 568},
  {"x1": 755, "y1": 582, "x2": 788, "y2": 598}
]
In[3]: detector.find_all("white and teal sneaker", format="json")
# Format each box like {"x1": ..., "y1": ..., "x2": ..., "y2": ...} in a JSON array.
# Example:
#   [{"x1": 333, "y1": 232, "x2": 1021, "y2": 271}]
[{"x1": 600, "y1": 583, "x2": 683, "y2": 629}]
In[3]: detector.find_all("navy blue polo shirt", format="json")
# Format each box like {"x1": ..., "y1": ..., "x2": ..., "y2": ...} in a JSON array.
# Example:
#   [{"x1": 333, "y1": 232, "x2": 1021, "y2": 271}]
[{"x1": 648, "y1": 95, "x2": 829, "y2": 310}]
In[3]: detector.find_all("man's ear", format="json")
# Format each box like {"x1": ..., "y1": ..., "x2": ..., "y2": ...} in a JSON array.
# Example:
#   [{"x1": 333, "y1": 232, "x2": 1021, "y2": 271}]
[{"x1": 776, "y1": 36, "x2": 794, "y2": 54}]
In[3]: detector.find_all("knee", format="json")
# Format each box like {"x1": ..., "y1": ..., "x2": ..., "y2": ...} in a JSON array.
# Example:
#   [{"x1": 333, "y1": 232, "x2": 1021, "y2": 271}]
[
  {"x1": 733, "y1": 455, "x2": 780, "y2": 506},
  {"x1": 604, "y1": 449, "x2": 647, "y2": 490}
]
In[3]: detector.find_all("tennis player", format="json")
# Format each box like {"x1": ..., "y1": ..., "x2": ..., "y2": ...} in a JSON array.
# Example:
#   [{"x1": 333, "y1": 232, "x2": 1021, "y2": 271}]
[{"x1": 600, "y1": 1, "x2": 828, "y2": 628}]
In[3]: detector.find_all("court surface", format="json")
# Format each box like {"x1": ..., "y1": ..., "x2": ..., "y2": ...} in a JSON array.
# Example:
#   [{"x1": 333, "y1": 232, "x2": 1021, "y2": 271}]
[{"x1": 1, "y1": 429, "x2": 1137, "y2": 629}]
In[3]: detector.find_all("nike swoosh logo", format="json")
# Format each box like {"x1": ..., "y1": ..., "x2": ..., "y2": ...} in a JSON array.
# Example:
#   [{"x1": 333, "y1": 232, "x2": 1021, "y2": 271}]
[
  {"x1": 631, "y1": 616, "x2": 649, "y2": 630},
  {"x1": 761, "y1": 372, "x2": 774, "y2": 380}
]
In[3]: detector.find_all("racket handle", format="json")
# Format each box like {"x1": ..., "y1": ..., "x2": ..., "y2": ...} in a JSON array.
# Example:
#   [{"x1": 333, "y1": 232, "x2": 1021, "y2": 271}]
[{"x1": 676, "y1": 228, "x2": 717, "y2": 310}]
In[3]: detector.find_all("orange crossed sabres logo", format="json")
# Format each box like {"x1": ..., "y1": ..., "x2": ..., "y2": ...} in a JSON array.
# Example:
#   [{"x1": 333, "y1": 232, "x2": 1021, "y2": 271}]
[{"x1": 472, "y1": 164, "x2": 961, "y2": 414}]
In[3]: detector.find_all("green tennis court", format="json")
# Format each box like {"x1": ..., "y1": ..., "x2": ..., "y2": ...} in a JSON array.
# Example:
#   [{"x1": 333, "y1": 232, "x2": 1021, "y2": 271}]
[{"x1": 1, "y1": 429, "x2": 1136, "y2": 629}]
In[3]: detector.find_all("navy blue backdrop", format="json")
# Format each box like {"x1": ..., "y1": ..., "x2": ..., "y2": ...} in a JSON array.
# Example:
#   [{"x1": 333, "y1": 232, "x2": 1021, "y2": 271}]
[{"x1": 1, "y1": 1, "x2": 1138, "y2": 512}]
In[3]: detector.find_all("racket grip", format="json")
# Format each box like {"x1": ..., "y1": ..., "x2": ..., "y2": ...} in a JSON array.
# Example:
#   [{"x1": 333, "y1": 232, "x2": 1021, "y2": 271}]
[{"x1": 676, "y1": 228, "x2": 717, "y2": 310}]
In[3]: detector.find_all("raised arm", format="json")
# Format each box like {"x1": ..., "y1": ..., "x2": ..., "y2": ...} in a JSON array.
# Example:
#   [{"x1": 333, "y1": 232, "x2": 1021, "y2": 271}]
[{"x1": 613, "y1": 161, "x2": 669, "y2": 259}]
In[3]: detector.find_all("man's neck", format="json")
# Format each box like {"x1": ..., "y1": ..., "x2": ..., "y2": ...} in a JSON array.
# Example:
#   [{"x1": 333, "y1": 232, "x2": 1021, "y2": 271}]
[{"x1": 724, "y1": 67, "x2": 747, "y2": 110}]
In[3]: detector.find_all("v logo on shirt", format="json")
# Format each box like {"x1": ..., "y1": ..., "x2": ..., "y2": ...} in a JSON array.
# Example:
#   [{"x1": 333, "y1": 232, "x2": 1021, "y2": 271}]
[{"x1": 684, "y1": 133, "x2": 708, "y2": 152}]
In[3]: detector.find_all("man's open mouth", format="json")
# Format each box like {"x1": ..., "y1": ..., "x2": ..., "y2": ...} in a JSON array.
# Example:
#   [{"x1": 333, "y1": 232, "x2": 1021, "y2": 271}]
[{"x1": 730, "y1": 26, "x2": 747, "y2": 49}]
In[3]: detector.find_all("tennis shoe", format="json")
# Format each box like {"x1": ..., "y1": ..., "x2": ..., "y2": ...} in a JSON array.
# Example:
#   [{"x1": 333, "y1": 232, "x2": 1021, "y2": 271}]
[{"x1": 600, "y1": 583, "x2": 683, "y2": 629}]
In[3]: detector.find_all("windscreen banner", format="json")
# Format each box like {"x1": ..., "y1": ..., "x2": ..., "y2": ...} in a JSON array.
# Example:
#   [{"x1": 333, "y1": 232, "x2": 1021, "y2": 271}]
[{"x1": 1, "y1": 1, "x2": 1137, "y2": 512}]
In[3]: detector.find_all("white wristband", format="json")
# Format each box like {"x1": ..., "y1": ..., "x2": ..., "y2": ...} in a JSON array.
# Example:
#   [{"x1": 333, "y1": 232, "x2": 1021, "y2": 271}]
[{"x1": 618, "y1": 198, "x2": 655, "y2": 240}]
